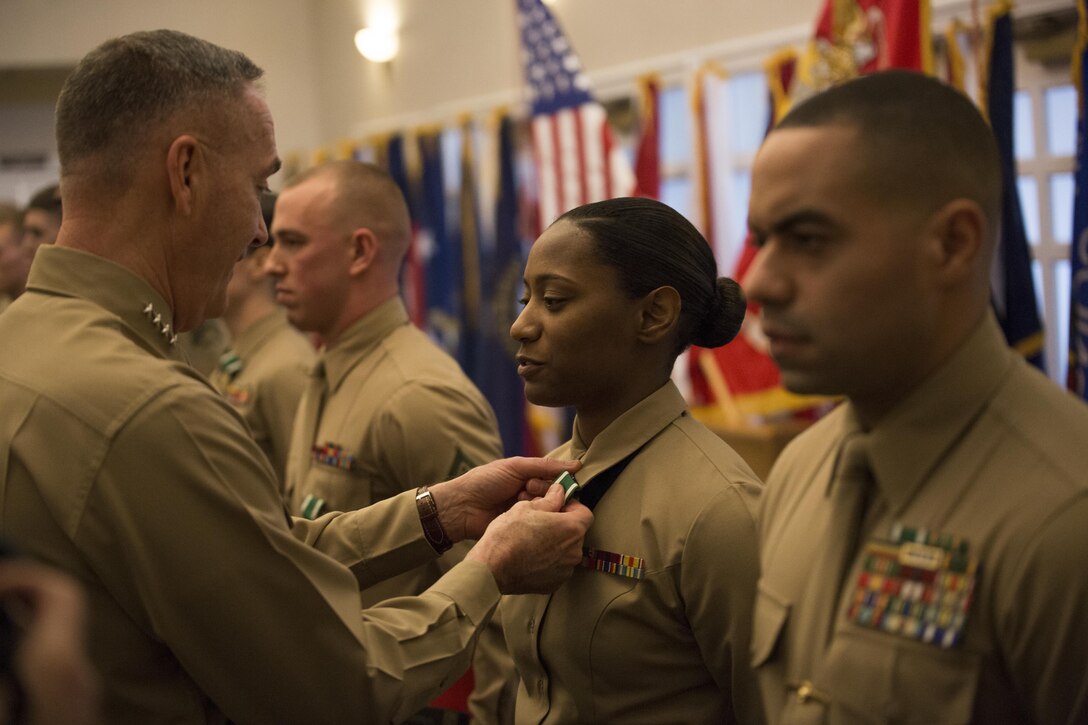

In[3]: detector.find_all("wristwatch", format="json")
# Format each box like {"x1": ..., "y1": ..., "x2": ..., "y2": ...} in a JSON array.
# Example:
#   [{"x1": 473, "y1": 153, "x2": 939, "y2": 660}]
[{"x1": 415, "y1": 486, "x2": 454, "y2": 554}]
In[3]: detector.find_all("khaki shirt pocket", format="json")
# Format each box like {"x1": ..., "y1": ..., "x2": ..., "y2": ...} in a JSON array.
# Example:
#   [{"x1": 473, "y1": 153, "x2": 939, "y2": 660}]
[
  {"x1": 817, "y1": 628, "x2": 982, "y2": 725},
  {"x1": 299, "y1": 463, "x2": 372, "y2": 518},
  {"x1": 585, "y1": 567, "x2": 647, "y2": 682}
]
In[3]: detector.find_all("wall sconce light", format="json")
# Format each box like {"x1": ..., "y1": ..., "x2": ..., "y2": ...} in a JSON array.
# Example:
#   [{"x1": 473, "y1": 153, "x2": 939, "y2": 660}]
[{"x1": 354, "y1": 27, "x2": 399, "y2": 63}]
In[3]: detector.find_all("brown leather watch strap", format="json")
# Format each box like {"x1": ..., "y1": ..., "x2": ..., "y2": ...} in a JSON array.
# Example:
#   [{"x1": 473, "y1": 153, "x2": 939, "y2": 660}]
[{"x1": 415, "y1": 486, "x2": 454, "y2": 554}]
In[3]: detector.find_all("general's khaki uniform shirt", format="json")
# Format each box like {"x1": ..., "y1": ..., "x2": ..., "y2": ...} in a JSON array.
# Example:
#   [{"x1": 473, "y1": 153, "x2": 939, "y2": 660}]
[
  {"x1": 209, "y1": 310, "x2": 314, "y2": 490},
  {"x1": 503, "y1": 381, "x2": 765, "y2": 724},
  {"x1": 755, "y1": 314, "x2": 1088, "y2": 725},
  {"x1": 285, "y1": 296, "x2": 513, "y2": 720},
  {"x1": 0, "y1": 294, "x2": 11, "y2": 315},
  {"x1": 0, "y1": 245, "x2": 502, "y2": 725}
]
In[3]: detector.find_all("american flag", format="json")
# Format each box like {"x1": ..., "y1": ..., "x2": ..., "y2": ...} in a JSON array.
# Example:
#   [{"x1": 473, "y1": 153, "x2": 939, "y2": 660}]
[{"x1": 516, "y1": 0, "x2": 634, "y2": 228}]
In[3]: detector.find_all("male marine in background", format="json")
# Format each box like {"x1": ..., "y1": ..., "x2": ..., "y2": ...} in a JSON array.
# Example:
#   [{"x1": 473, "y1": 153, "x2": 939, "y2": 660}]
[
  {"x1": 0, "y1": 29, "x2": 592, "y2": 724},
  {"x1": 0, "y1": 185, "x2": 60, "y2": 310},
  {"x1": 267, "y1": 160, "x2": 516, "y2": 722},
  {"x1": 0, "y1": 202, "x2": 23, "y2": 313},
  {"x1": 21, "y1": 184, "x2": 62, "y2": 251},
  {"x1": 211, "y1": 192, "x2": 314, "y2": 489},
  {"x1": 746, "y1": 70, "x2": 1088, "y2": 724}
]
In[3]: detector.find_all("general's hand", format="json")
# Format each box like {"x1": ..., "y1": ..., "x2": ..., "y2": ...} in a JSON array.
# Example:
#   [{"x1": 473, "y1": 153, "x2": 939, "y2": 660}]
[
  {"x1": 429, "y1": 457, "x2": 581, "y2": 541},
  {"x1": 465, "y1": 483, "x2": 593, "y2": 594}
]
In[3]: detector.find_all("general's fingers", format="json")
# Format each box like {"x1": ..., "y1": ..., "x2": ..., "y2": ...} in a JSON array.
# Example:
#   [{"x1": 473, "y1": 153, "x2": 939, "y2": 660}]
[
  {"x1": 526, "y1": 482, "x2": 565, "y2": 511},
  {"x1": 520, "y1": 476, "x2": 556, "y2": 500},
  {"x1": 560, "y1": 498, "x2": 593, "y2": 521},
  {"x1": 499, "y1": 456, "x2": 581, "y2": 483}
]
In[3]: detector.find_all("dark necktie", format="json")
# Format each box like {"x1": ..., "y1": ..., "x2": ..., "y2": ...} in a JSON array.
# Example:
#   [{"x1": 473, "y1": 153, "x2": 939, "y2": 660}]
[
  {"x1": 286, "y1": 358, "x2": 326, "y2": 509},
  {"x1": 815, "y1": 433, "x2": 876, "y2": 646}
]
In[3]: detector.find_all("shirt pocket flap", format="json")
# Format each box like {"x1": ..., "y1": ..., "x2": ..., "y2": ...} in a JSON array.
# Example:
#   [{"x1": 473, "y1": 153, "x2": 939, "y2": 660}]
[
  {"x1": 751, "y1": 579, "x2": 791, "y2": 668},
  {"x1": 821, "y1": 628, "x2": 982, "y2": 723}
]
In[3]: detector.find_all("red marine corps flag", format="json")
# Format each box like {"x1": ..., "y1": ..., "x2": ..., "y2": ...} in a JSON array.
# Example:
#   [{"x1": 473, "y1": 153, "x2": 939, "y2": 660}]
[
  {"x1": 692, "y1": 1, "x2": 933, "y2": 423},
  {"x1": 515, "y1": 0, "x2": 635, "y2": 228},
  {"x1": 792, "y1": 0, "x2": 933, "y2": 104},
  {"x1": 633, "y1": 74, "x2": 661, "y2": 200}
]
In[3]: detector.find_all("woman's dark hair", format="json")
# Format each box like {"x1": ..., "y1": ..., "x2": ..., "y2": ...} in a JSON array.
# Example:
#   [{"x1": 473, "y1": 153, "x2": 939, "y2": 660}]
[{"x1": 557, "y1": 197, "x2": 745, "y2": 356}]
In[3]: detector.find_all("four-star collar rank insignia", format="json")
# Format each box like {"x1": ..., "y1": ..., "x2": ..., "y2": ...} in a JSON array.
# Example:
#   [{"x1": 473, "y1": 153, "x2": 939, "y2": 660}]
[
  {"x1": 847, "y1": 522, "x2": 978, "y2": 649},
  {"x1": 311, "y1": 442, "x2": 356, "y2": 471},
  {"x1": 142, "y1": 302, "x2": 177, "y2": 345}
]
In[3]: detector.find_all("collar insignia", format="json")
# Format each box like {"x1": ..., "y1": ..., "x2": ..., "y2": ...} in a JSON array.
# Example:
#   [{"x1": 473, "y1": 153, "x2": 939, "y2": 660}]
[{"x1": 142, "y1": 302, "x2": 177, "y2": 345}]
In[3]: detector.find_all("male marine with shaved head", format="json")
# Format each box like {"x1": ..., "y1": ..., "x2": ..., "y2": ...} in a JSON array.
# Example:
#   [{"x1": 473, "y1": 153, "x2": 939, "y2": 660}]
[
  {"x1": 267, "y1": 160, "x2": 516, "y2": 722},
  {"x1": 746, "y1": 70, "x2": 1088, "y2": 724}
]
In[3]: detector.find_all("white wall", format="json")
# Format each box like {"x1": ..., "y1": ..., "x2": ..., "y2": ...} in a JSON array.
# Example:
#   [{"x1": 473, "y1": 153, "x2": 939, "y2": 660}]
[
  {"x1": 0, "y1": 0, "x2": 830, "y2": 164},
  {"x1": 0, "y1": 0, "x2": 1074, "y2": 165},
  {"x1": 0, "y1": 0, "x2": 325, "y2": 164},
  {"x1": 310, "y1": 0, "x2": 826, "y2": 141}
]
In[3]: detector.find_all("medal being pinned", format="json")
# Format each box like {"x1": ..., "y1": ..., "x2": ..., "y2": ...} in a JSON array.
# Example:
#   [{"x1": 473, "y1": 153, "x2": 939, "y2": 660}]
[{"x1": 554, "y1": 470, "x2": 581, "y2": 504}]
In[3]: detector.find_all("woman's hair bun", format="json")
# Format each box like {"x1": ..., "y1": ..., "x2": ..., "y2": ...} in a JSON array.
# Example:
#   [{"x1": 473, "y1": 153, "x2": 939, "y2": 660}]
[{"x1": 691, "y1": 277, "x2": 746, "y2": 348}]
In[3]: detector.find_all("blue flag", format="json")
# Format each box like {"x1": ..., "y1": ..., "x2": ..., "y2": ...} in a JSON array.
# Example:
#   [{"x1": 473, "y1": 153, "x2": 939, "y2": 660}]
[
  {"x1": 385, "y1": 133, "x2": 412, "y2": 207},
  {"x1": 417, "y1": 131, "x2": 462, "y2": 359},
  {"x1": 1071, "y1": 0, "x2": 1088, "y2": 397},
  {"x1": 383, "y1": 134, "x2": 426, "y2": 328},
  {"x1": 987, "y1": 8, "x2": 1045, "y2": 370},
  {"x1": 457, "y1": 123, "x2": 482, "y2": 379},
  {"x1": 476, "y1": 115, "x2": 529, "y2": 455}
]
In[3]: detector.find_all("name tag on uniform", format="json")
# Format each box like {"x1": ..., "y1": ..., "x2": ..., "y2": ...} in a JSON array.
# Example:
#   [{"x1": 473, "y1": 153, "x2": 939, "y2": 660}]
[
  {"x1": 846, "y1": 523, "x2": 978, "y2": 649},
  {"x1": 311, "y1": 442, "x2": 356, "y2": 471}
]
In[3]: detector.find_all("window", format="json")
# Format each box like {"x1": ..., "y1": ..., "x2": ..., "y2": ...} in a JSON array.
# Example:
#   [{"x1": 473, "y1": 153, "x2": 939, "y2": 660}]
[
  {"x1": 656, "y1": 71, "x2": 769, "y2": 273},
  {"x1": 1015, "y1": 47, "x2": 1076, "y2": 385},
  {"x1": 626, "y1": 46, "x2": 1076, "y2": 387}
]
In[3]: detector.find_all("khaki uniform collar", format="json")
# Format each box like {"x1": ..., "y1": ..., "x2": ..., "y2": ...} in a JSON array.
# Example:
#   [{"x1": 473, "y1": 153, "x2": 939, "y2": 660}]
[
  {"x1": 819, "y1": 405, "x2": 867, "y2": 498},
  {"x1": 27, "y1": 245, "x2": 182, "y2": 360},
  {"x1": 569, "y1": 380, "x2": 687, "y2": 486},
  {"x1": 231, "y1": 309, "x2": 290, "y2": 361},
  {"x1": 321, "y1": 296, "x2": 409, "y2": 393},
  {"x1": 858, "y1": 313, "x2": 1015, "y2": 515}
]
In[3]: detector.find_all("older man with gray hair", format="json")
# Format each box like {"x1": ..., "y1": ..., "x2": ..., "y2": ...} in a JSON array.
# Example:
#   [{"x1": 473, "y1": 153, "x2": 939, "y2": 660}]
[{"x1": 0, "y1": 29, "x2": 592, "y2": 725}]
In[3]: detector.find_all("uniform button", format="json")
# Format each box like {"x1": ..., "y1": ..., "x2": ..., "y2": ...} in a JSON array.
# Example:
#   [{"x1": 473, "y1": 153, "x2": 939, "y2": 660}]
[
  {"x1": 528, "y1": 617, "x2": 535, "y2": 634},
  {"x1": 537, "y1": 679, "x2": 546, "y2": 696},
  {"x1": 795, "y1": 680, "x2": 829, "y2": 705}
]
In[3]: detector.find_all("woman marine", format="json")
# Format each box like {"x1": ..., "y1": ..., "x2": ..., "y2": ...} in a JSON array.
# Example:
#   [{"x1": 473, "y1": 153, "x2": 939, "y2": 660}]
[{"x1": 503, "y1": 197, "x2": 764, "y2": 724}]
